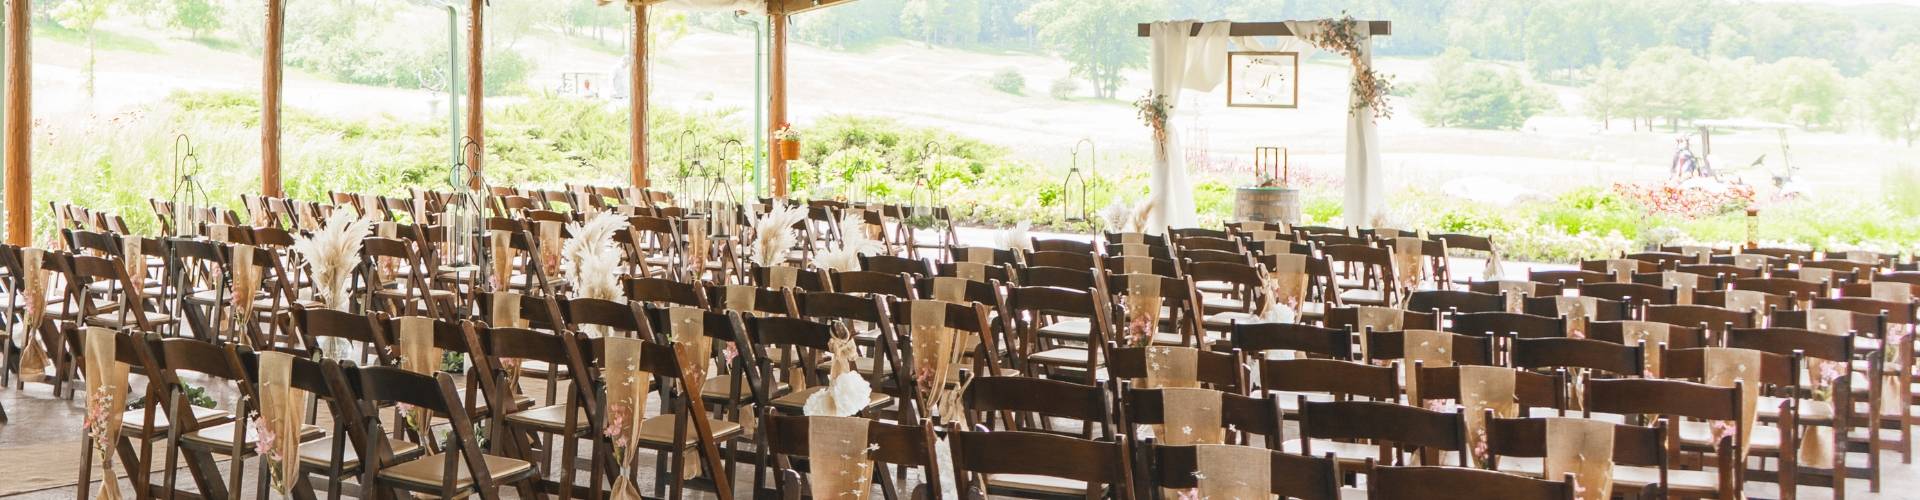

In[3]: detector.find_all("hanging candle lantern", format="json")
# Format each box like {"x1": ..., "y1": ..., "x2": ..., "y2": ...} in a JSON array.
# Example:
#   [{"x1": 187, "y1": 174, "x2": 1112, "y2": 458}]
[
  {"x1": 1062, "y1": 166, "x2": 1089, "y2": 222},
  {"x1": 446, "y1": 137, "x2": 490, "y2": 287},
  {"x1": 170, "y1": 135, "x2": 210, "y2": 237}
]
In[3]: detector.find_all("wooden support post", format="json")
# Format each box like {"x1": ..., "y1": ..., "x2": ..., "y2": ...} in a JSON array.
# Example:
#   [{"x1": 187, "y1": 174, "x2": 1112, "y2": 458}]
[
  {"x1": 768, "y1": 12, "x2": 789, "y2": 199},
  {"x1": 629, "y1": 4, "x2": 648, "y2": 188},
  {"x1": 261, "y1": 0, "x2": 285, "y2": 198},
  {"x1": 464, "y1": 0, "x2": 485, "y2": 186},
  {"x1": 4, "y1": 0, "x2": 29, "y2": 245}
]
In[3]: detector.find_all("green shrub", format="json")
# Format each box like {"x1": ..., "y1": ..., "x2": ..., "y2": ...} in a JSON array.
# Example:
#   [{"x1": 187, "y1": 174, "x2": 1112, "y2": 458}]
[
  {"x1": 988, "y1": 68, "x2": 1026, "y2": 95},
  {"x1": 1049, "y1": 77, "x2": 1080, "y2": 100}
]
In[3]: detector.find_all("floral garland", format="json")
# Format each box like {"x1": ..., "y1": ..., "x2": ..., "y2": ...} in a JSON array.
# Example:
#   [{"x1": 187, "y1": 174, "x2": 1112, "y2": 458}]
[
  {"x1": 1134, "y1": 91, "x2": 1173, "y2": 160},
  {"x1": 1303, "y1": 14, "x2": 1394, "y2": 120}
]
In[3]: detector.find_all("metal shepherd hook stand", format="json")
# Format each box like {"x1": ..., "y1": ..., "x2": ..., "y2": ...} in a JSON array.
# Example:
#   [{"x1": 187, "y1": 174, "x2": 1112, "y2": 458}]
[{"x1": 448, "y1": 137, "x2": 492, "y2": 293}]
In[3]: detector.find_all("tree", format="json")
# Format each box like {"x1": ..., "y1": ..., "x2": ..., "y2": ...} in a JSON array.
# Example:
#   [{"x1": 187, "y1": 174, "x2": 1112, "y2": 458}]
[
  {"x1": 1864, "y1": 45, "x2": 1920, "y2": 146},
  {"x1": 51, "y1": 0, "x2": 118, "y2": 100},
  {"x1": 1752, "y1": 57, "x2": 1845, "y2": 130},
  {"x1": 1584, "y1": 65, "x2": 1630, "y2": 129},
  {"x1": 1413, "y1": 48, "x2": 1557, "y2": 130},
  {"x1": 901, "y1": 0, "x2": 980, "y2": 47},
  {"x1": 167, "y1": 0, "x2": 222, "y2": 39},
  {"x1": 1018, "y1": 0, "x2": 1163, "y2": 100},
  {"x1": 1522, "y1": 0, "x2": 1605, "y2": 80}
]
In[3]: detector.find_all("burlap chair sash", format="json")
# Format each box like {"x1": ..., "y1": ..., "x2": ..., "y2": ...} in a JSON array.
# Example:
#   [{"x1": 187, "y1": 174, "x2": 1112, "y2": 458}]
[
  {"x1": 603, "y1": 337, "x2": 655, "y2": 500},
  {"x1": 18, "y1": 249, "x2": 52, "y2": 380},
  {"x1": 1193, "y1": 444, "x2": 1272, "y2": 499},
  {"x1": 928, "y1": 277, "x2": 971, "y2": 303},
  {"x1": 1157, "y1": 387, "x2": 1226, "y2": 446},
  {"x1": 1267, "y1": 255, "x2": 1309, "y2": 314},
  {"x1": 1679, "y1": 246, "x2": 1714, "y2": 265},
  {"x1": 1458, "y1": 365, "x2": 1518, "y2": 468},
  {"x1": 940, "y1": 262, "x2": 981, "y2": 282},
  {"x1": 1731, "y1": 254, "x2": 1769, "y2": 270},
  {"x1": 1619, "y1": 321, "x2": 1671, "y2": 377},
  {"x1": 120, "y1": 236, "x2": 145, "y2": 284},
  {"x1": 704, "y1": 285, "x2": 748, "y2": 314},
  {"x1": 685, "y1": 224, "x2": 710, "y2": 279},
  {"x1": 1118, "y1": 256, "x2": 1155, "y2": 275},
  {"x1": 807, "y1": 416, "x2": 877, "y2": 499},
  {"x1": 1603, "y1": 259, "x2": 1639, "y2": 282},
  {"x1": 765, "y1": 265, "x2": 801, "y2": 289},
  {"x1": 961, "y1": 247, "x2": 996, "y2": 264},
  {"x1": 394, "y1": 316, "x2": 441, "y2": 433},
  {"x1": 536, "y1": 221, "x2": 564, "y2": 276},
  {"x1": 1495, "y1": 280, "x2": 1535, "y2": 313},
  {"x1": 1139, "y1": 346, "x2": 1201, "y2": 389},
  {"x1": 1659, "y1": 272, "x2": 1698, "y2": 305},
  {"x1": 1113, "y1": 243, "x2": 1151, "y2": 257},
  {"x1": 257, "y1": 351, "x2": 308, "y2": 493},
  {"x1": 1545, "y1": 417, "x2": 1615, "y2": 500},
  {"x1": 1122, "y1": 274, "x2": 1165, "y2": 347},
  {"x1": 666, "y1": 306, "x2": 713, "y2": 386},
  {"x1": 1704, "y1": 348, "x2": 1762, "y2": 459},
  {"x1": 230, "y1": 245, "x2": 261, "y2": 341},
  {"x1": 489, "y1": 230, "x2": 513, "y2": 292},
  {"x1": 1871, "y1": 282, "x2": 1913, "y2": 303},
  {"x1": 1354, "y1": 306, "x2": 1404, "y2": 356},
  {"x1": 82, "y1": 327, "x2": 131, "y2": 500},
  {"x1": 1403, "y1": 329, "x2": 1454, "y2": 407},
  {"x1": 907, "y1": 301, "x2": 968, "y2": 422},
  {"x1": 1797, "y1": 267, "x2": 1835, "y2": 285},
  {"x1": 1550, "y1": 296, "x2": 1597, "y2": 338},
  {"x1": 1391, "y1": 237, "x2": 1425, "y2": 292}
]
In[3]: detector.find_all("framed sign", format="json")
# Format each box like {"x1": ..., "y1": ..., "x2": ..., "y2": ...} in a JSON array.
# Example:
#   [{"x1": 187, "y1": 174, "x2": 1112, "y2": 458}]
[{"x1": 1228, "y1": 51, "x2": 1300, "y2": 108}]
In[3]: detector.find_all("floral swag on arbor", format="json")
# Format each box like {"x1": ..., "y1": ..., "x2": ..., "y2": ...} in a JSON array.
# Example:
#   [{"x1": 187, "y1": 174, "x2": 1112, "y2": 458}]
[{"x1": 1303, "y1": 15, "x2": 1394, "y2": 120}]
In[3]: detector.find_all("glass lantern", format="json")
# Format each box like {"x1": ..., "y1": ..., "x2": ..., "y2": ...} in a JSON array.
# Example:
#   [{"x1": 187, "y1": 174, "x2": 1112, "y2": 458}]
[
  {"x1": 446, "y1": 138, "x2": 489, "y2": 287},
  {"x1": 1062, "y1": 167, "x2": 1088, "y2": 222},
  {"x1": 170, "y1": 134, "x2": 209, "y2": 237}
]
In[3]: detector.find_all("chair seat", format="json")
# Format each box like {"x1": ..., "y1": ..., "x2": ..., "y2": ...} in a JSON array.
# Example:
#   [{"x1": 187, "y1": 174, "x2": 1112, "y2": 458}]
[
  {"x1": 700, "y1": 375, "x2": 784, "y2": 403},
  {"x1": 1757, "y1": 396, "x2": 1836, "y2": 423},
  {"x1": 504, "y1": 405, "x2": 590, "y2": 434},
  {"x1": 1338, "y1": 289, "x2": 1388, "y2": 306},
  {"x1": 634, "y1": 414, "x2": 746, "y2": 446},
  {"x1": 180, "y1": 421, "x2": 325, "y2": 452},
  {"x1": 374, "y1": 288, "x2": 458, "y2": 300},
  {"x1": 1037, "y1": 319, "x2": 1092, "y2": 339},
  {"x1": 1497, "y1": 457, "x2": 1719, "y2": 493},
  {"x1": 516, "y1": 359, "x2": 568, "y2": 378},
  {"x1": 1677, "y1": 420, "x2": 1782, "y2": 451},
  {"x1": 86, "y1": 310, "x2": 174, "y2": 330},
  {"x1": 1200, "y1": 296, "x2": 1252, "y2": 315},
  {"x1": 298, "y1": 436, "x2": 424, "y2": 470},
  {"x1": 449, "y1": 389, "x2": 534, "y2": 416},
  {"x1": 986, "y1": 473, "x2": 1089, "y2": 496},
  {"x1": 1280, "y1": 438, "x2": 1383, "y2": 463},
  {"x1": 1028, "y1": 348, "x2": 1092, "y2": 368},
  {"x1": 120, "y1": 406, "x2": 231, "y2": 437},
  {"x1": 377, "y1": 453, "x2": 535, "y2": 492},
  {"x1": 770, "y1": 386, "x2": 893, "y2": 414},
  {"x1": 1204, "y1": 311, "x2": 1266, "y2": 330}
]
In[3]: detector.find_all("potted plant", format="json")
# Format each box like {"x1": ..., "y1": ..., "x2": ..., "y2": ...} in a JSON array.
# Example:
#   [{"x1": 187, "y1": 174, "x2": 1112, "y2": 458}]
[{"x1": 774, "y1": 124, "x2": 801, "y2": 159}]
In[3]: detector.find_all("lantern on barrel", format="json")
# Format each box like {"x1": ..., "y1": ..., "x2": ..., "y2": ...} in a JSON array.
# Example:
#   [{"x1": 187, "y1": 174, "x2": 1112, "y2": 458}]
[{"x1": 446, "y1": 137, "x2": 490, "y2": 288}]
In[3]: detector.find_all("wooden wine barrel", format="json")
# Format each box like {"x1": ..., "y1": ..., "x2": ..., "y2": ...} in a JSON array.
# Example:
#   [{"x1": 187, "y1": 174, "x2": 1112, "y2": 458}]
[{"x1": 1234, "y1": 186, "x2": 1301, "y2": 225}]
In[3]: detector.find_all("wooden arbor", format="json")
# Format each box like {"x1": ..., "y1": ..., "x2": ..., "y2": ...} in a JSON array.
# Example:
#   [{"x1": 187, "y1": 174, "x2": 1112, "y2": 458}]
[{"x1": 1135, "y1": 20, "x2": 1393, "y2": 227}]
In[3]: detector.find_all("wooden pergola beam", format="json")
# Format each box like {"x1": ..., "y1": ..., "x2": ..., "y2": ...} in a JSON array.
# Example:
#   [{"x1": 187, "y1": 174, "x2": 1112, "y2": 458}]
[
  {"x1": 630, "y1": 4, "x2": 649, "y2": 187},
  {"x1": 261, "y1": 0, "x2": 285, "y2": 198},
  {"x1": 1134, "y1": 20, "x2": 1392, "y2": 38},
  {"x1": 5, "y1": 0, "x2": 29, "y2": 245},
  {"x1": 464, "y1": 0, "x2": 485, "y2": 185},
  {"x1": 770, "y1": 0, "x2": 857, "y2": 15},
  {"x1": 768, "y1": 12, "x2": 789, "y2": 198}
]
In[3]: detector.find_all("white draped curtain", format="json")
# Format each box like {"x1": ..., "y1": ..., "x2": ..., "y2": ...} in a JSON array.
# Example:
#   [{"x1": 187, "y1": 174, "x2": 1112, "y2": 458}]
[
  {"x1": 1146, "y1": 20, "x2": 1232, "y2": 233},
  {"x1": 1147, "y1": 19, "x2": 1385, "y2": 230}
]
